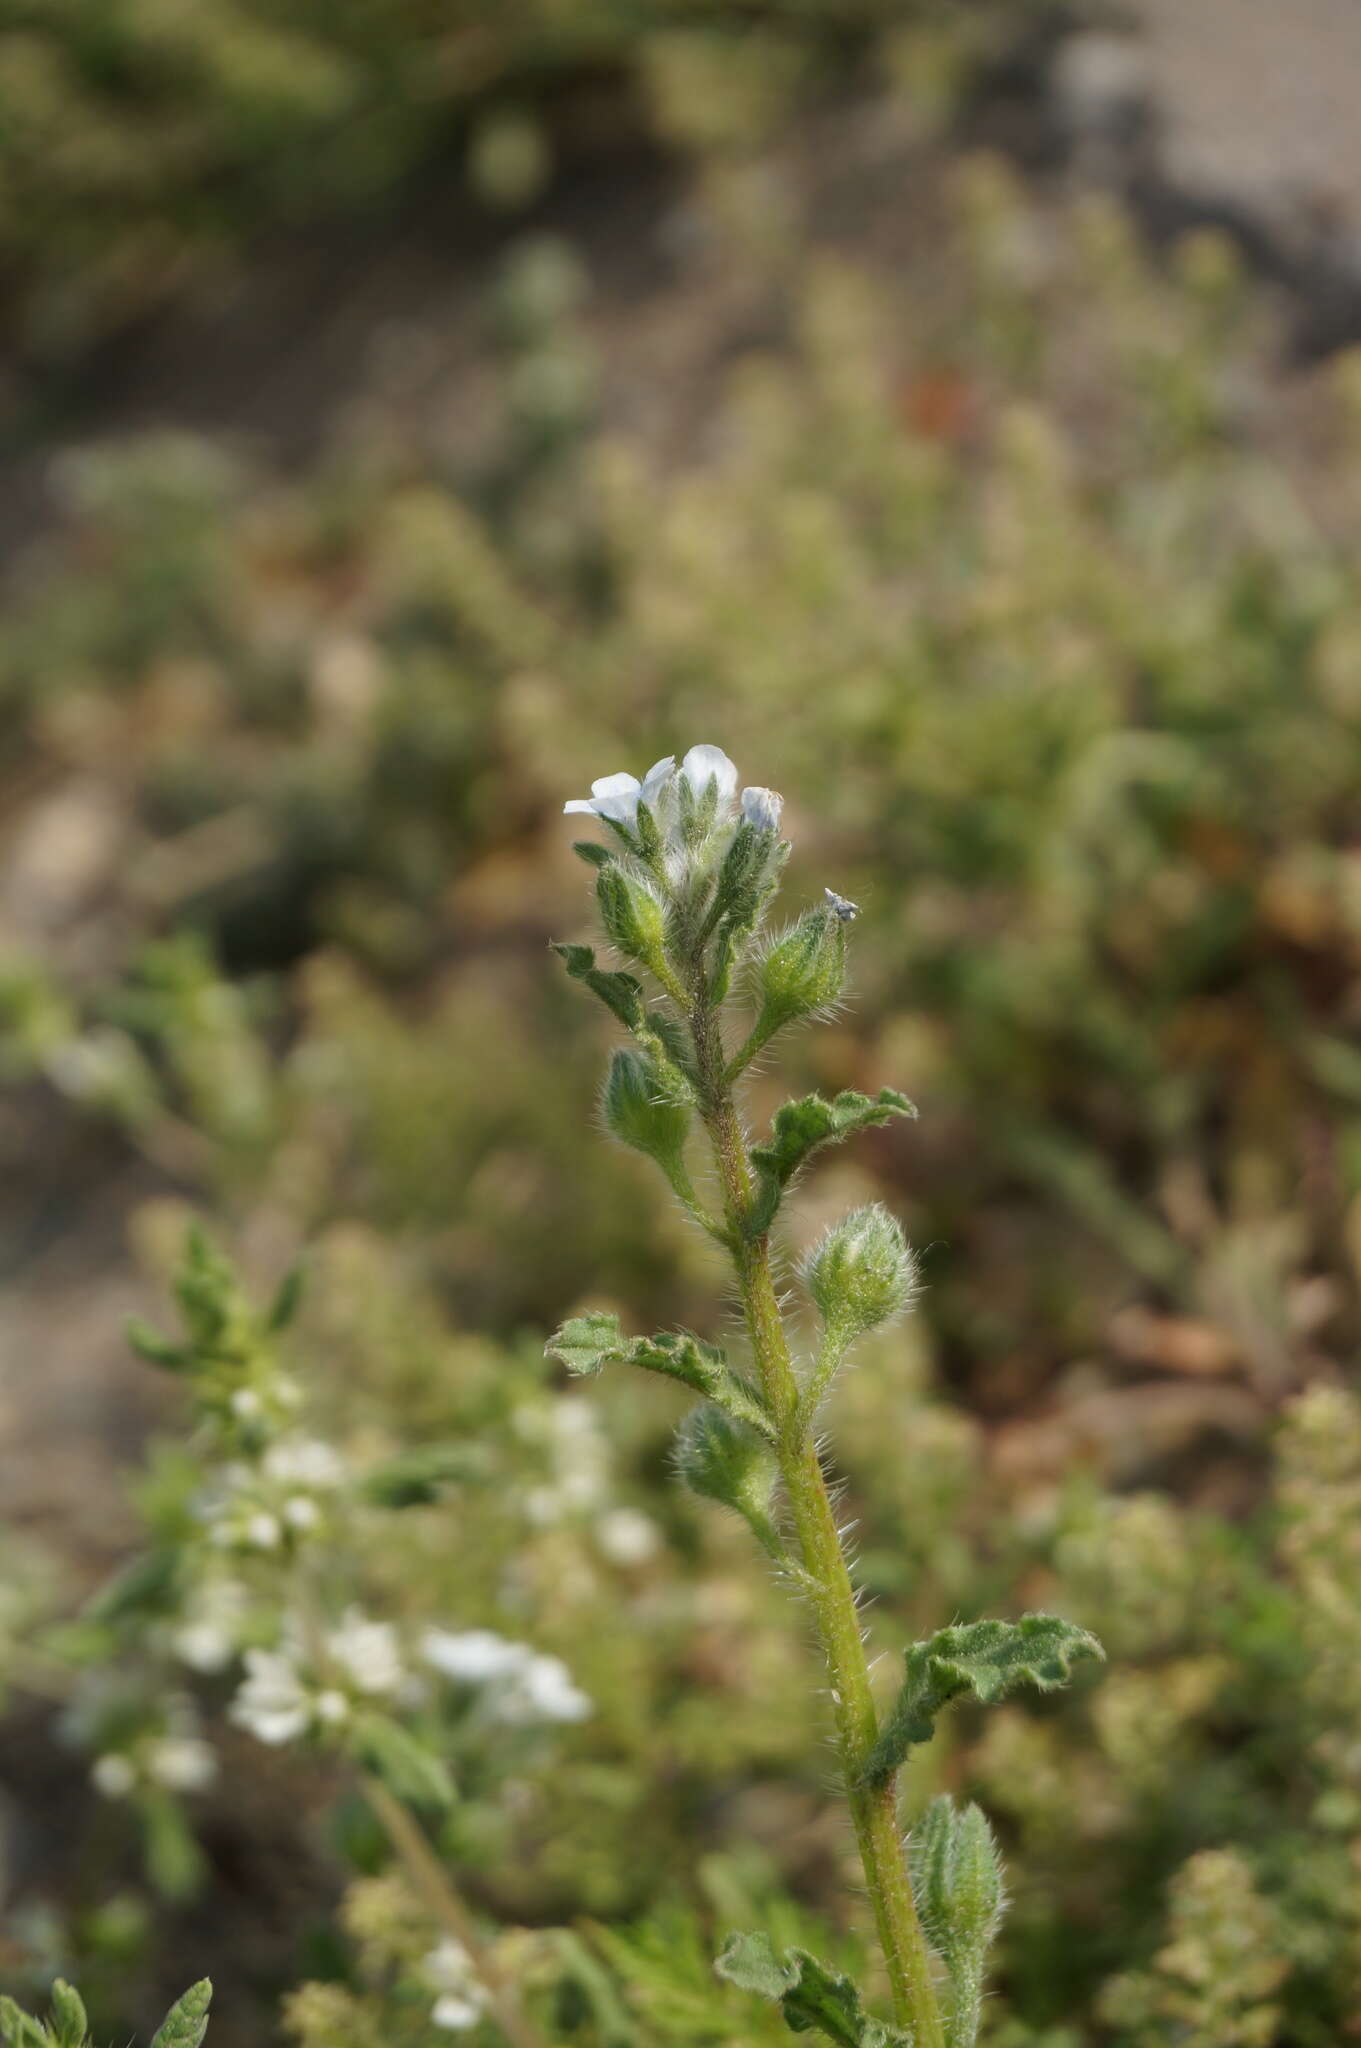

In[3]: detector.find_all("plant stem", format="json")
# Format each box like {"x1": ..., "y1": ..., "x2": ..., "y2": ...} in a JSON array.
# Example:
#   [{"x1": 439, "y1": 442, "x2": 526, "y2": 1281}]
[
  {"x1": 358, "y1": 1771, "x2": 548, "y2": 2048},
  {"x1": 690, "y1": 996, "x2": 946, "y2": 2048}
]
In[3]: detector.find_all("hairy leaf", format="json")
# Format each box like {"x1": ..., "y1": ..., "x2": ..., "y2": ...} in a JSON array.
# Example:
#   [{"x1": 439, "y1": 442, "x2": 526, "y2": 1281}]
[
  {"x1": 749, "y1": 1089, "x2": 916, "y2": 1234},
  {"x1": 676, "y1": 1406, "x2": 783, "y2": 1558},
  {"x1": 715, "y1": 1934, "x2": 908, "y2": 2048},
  {"x1": 864, "y1": 1615, "x2": 1105, "y2": 1785},
  {"x1": 552, "y1": 942, "x2": 645, "y2": 1032},
  {"x1": 545, "y1": 1314, "x2": 773, "y2": 1436},
  {"x1": 149, "y1": 1980, "x2": 213, "y2": 2048}
]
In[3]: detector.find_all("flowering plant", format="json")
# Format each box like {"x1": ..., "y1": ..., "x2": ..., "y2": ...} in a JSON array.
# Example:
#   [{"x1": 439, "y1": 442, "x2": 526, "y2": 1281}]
[{"x1": 550, "y1": 744, "x2": 1103, "y2": 2048}]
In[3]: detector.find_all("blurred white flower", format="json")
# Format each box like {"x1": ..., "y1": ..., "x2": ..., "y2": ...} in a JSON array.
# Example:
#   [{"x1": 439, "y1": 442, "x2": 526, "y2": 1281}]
[
  {"x1": 824, "y1": 887, "x2": 860, "y2": 922},
  {"x1": 500, "y1": 1654, "x2": 592, "y2": 1726},
  {"x1": 231, "y1": 1647, "x2": 313, "y2": 1746},
  {"x1": 422, "y1": 1628, "x2": 528, "y2": 1683},
  {"x1": 91, "y1": 1753, "x2": 137, "y2": 1799},
  {"x1": 596, "y1": 1506, "x2": 661, "y2": 1566},
  {"x1": 172, "y1": 1577, "x2": 248, "y2": 1672},
  {"x1": 328, "y1": 1609, "x2": 404, "y2": 1696},
  {"x1": 262, "y1": 1437, "x2": 347, "y2": 1489},
  {"x1": 422, "y1": 1628, "x2": 591, "y2": 1725},
  {"x1": 146, "y1": 1734, "x2": 217, "y2": 1793},
  {"x1": 424, "y1": 1940, "x2": 487, "y2": 2032}
]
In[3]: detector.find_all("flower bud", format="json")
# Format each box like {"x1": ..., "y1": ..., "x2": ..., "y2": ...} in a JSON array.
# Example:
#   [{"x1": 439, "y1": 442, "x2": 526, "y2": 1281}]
[
  {"x1": 596, "y1": 866, "x2": 668, "y2": 975},
  {"x1": 602, "y1": 1048, "x2": 691, "y2": 1180},
  {"x1": 752, "y1": 907, "x2": 845, "y2": 1035},
  {"x1": 803, "y1": 1204, "x2": 916, "y2": 1340},
  {"x1": 911, "y1": 1796, "x2": 1005, "y2": 1967},
  {"x1": 741, "y1": 786, "x2": 784, "y2": 833}
]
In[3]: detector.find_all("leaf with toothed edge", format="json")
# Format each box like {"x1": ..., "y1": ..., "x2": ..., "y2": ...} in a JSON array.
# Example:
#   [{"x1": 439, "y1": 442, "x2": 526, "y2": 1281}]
[
  {"x1": 545, "y1": 1313, "x2": 774, "y2": 1437},
  {"x1": 748, "y1": 1089, "x2": 916, "y2": 1234},
  {"x1": 715, "y1": 1934, "x2": 910, "y2": 2048},
  {"x1": 552, "y1": 942, "x2": 645, "y2": 1031},
  {"x1": 863, "y1": 1614, "x2": 1105, "y2": 1785}
]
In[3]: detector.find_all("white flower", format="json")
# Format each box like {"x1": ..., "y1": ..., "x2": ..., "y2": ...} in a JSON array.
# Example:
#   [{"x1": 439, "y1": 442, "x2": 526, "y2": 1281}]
[
  {"x1": 262, "y1": 1437, "x2": 347, "y2": 1489},
  {"x1": 677, "y1": 744, "x2": 738, "y2": 807},
  {"x1": 147, "y1": 1735, "x2": 218, "y2": 1793},
  {"x1": 91, "y1": 1753, "x2": 137, "y2": 1799},
  {"x1": 422, "y1": 1627, "x2": 528, "y2": 1683},
  {"x1": 230, "y1": 1648, "x2": 312, "y2": 1745},
  {"x1": 564, "y1": 756, "x2": 674, "y2": 825},
  {"x1": 740, "y1": 786, "x2": 783, "y2": 833},
  {"x1": 328, "y1": 1609, "x2": 404, "y2": 1697},
  {"x1": 563, "y1": 743, "x2": 745, "y2": 833},
  {"x1": 596, "y1": 1507, "x2": 661, "y2": 1566},
  {"x1": 244, "y1": 1511, "x2": 282, "y2": 1551},
  {"x1": 495, "y1": 1653, "x2": 593, "y2": 1727},
  {"x1": 423, "y1": 1629, "x2": 592, "y2": 1725},
  {"x1": 824, "y1": 887, "x2": 860, "y2": 922},
  {"x1": 172, "y1": 1578, "x2": 248, "y2": 1672},
  {"x1": 424, "y1": 1941, "x2": 487, "y2": 2032}
]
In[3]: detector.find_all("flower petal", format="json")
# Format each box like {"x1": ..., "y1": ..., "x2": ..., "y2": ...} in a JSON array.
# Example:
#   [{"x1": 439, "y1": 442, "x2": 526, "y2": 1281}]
[
  {"x1": 640, "y1": 755, "x2": 676, "y2": 804},
  {"x1": 681, "y1": 744, "x2": 739, "y2": 804}
]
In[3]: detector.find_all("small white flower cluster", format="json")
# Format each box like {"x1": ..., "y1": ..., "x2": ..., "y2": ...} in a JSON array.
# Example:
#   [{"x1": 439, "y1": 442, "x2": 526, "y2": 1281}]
[
  {"x1": 229, "y1": 1609, "x2": 404, "y2": 1746},
  {"x1": 517, "y1": 1396, "x2": 610, "y2": 1527},
  {"x1": 565, "y1": 744, "x2": 783, "y2": 839},
  {"x1": 200, "y1": 1434, "x2": 349, "y2": 1554},
  {"x1": 422, "y1": 1937, "x2": 489, "y2": 2033},
  {"x1": 90, "y1": 1698, "x2": 217, "y2": 1801},
  {"x1": 422, "y1": 1628, "x2": 591, "y2": 1726},
  {"x1": 170, "y1": 1573, "x2": 251, "y2": 1673}
]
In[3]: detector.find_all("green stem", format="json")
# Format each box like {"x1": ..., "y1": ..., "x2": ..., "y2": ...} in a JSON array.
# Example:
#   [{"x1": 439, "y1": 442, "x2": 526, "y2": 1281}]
[
  {"x1": 359, "y1": 1772, "x2": 549, "y2": 2048},
  {"x1": 689, "y1": 998, "x2": 945, "y2": 2048}
]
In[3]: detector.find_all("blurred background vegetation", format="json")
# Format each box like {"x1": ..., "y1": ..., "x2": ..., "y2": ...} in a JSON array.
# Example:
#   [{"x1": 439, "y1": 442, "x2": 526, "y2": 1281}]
[{"x1": 3, "y1": 3, "x2": 1361, "y2": 2045}]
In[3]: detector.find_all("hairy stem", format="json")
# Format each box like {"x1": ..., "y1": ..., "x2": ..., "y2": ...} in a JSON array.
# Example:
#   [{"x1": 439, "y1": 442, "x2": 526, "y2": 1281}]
[
  {"x1": 689, "y1": 997, "x2": 945, "y2": 2048},
  {"x1": 359, "y1": 1772, "x2": 548, "y2": 2048}
]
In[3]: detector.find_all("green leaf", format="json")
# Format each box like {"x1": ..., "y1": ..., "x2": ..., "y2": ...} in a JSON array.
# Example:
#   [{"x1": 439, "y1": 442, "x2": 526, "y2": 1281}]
[
  {"x1": 48, "y1": 1981, "x2": 87, "y2": 2048},
  {"x1": 552, "y1": 942, "x2": 645, "y2": 1033},
  {"x1": 360, "y1": 1443, "x2": 489, "y2": 1507},
  {"x1": 126, "y1": 1317, "x2": 191, "y2": 1372},
  {"x1": 715, "y1": 1935, "x2": 908, "y2": 2048},
  {"x1": 749, "y1": 1090, "x2": 916, "y2": 1234},
  {"x1": 81, "y1": 1547, "x2": 180, "y2": 1625},
  {"x1": 544, "y1": 1309, "x2": 626, "y2": 1377},
  {"x1": 675, "y1": 1405, "x2": 784, "y2": 1559},
  {"x1": 545, "y1": 1315, "x2": 773, "y2": 1437},
  {"x1": 572, "y1": 840, "x2": 614, "y2": 869},
  {"x1": 352, "y1": 1712, "x2": 455, "y2": 1811},
  {"x1": 0, "y1": 1996, "x2": 48, "y2": 2048},
  {"x1": 266, "y1": 1260, "x2": 306, "y2": 1333},
  {"x1": 863, "y1": 1615, "x2": 1105, "y2": 1785},
  {"x1": 149, "y1": 1980, "x2": 213, "y2": 2048}
]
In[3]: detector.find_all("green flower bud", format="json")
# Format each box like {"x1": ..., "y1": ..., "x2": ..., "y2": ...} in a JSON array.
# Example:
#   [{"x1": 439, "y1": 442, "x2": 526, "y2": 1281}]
[
  {"x1": 803, "y1": 1203, "x2": 916, "y2": 1340},
  {"x1": 910, "y1": 1798, "x2": 1005, "y2": 2048},
  {"x1": 602, "y1": 1048, "x2": 692, "y2": 1186},
  {"x1": 752, "y1": 907, "x2": 845, "y2": 1037},
  {"x1": 596, "y1": 865, "x2": 668, "y2": 974},
  {"x1": 49, "y1": 1982, "x2": 89, "y2": 2048}
]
